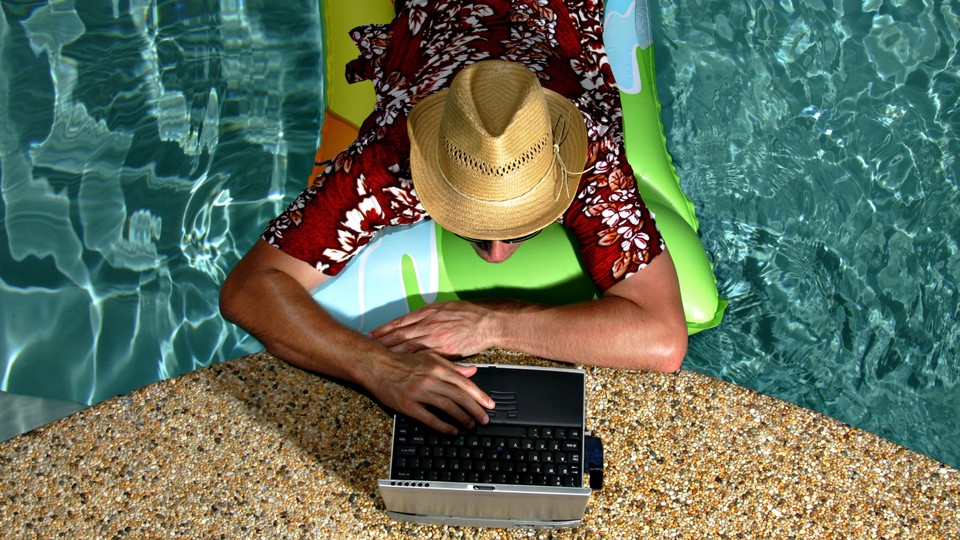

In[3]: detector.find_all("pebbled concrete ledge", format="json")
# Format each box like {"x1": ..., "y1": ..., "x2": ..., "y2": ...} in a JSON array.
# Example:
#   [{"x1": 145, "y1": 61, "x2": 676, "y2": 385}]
[{"x1": 1, "y1": 350, "x2": 957, "y2": 538}]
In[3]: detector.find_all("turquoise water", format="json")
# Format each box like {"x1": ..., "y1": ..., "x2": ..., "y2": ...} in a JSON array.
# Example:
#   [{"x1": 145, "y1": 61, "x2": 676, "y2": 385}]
[
  {"x1": 1, "y1": 1, "x2": 958, "y2": 469},
  {"x1": 0, "y1": 0, "x2": 319, "y2": 403},
  {"x1": 655, "y1": 0, "x2": 960, "y2": 467}
]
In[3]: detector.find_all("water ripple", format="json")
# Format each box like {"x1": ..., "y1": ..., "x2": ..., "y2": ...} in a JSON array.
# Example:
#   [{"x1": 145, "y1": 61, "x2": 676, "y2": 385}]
[
  {"x1": 661, "y1": 0, "x2": 960, "y2": 466},
  {"x1": 1, "y1": 0, "x2": 323, "y2": 406}
]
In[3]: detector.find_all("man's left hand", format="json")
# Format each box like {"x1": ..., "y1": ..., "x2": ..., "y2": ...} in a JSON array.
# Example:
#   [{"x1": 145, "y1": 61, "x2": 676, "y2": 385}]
[{"x1": 370, "y1": 300, "x2": 518, "y2": 357}]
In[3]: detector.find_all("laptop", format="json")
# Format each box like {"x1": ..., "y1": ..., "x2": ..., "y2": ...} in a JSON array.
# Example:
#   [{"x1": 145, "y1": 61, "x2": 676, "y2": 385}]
[{"x1": 378, "y1": 364, "x2": 595, "y2": 528}]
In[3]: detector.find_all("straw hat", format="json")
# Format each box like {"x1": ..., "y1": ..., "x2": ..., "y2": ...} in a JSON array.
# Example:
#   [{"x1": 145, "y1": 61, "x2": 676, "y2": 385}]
[{"x1": 408, "y1": 60, "x2": 587, "y2": 240}]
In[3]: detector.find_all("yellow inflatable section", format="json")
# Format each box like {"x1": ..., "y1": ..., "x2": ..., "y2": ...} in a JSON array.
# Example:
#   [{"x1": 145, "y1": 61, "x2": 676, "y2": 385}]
[{"x1": 312, "y1": 0, "x2": 726, "y2": 333}]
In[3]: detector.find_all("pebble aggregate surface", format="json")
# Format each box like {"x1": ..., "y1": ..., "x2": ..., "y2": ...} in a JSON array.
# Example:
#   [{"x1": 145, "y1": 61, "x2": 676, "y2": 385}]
[{"x1": 1, "y1": 350, "x2": 957, "y2": 538}]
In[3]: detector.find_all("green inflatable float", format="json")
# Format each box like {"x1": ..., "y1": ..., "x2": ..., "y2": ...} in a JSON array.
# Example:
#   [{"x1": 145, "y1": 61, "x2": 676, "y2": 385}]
[{"x1": 312, "y1": 0, "x2": 726, "y2": 334}]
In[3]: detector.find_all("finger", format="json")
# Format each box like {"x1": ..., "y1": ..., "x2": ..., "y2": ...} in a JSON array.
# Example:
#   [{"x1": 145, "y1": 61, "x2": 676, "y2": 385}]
[
  {"x1": 420, "y1": 385, "x2": 479, "y2": 427},
  {"x1": 369, "y1": 317, "x2": 407, "y2": 341},
  {"x1": 454, "y1": 363, "x2": 479, "y2": 377},
  {"x1": 383, "y1": 339, "x2": 430, "y2": 354},
  {"x1": 435, "y1": 380, "x2": 493, "y2": 426},
  {"x1": 412, "y1": 390, "x2": 480, "y2": 434},
  {"x1": 370, "y1": 320, "x2": 434, "y2": 349},
  {"x1": 370, "y1": 307, "x2": 433, "y2": 339},
  {"x1": 452, "y1": 364, "x2": 496, "y2": 411},
  {"x1": 374, "y1": 328, "x2": 434, "y2": 352},
  {"x1": 407, "y1": 404, "x2": 461, "y2": 435},
  {"x1": 430, "y1": 393, "x2": 481, "y2": 431},
  {"x1": 408, "y1": 358, "x2": 492, "y2": 426}
]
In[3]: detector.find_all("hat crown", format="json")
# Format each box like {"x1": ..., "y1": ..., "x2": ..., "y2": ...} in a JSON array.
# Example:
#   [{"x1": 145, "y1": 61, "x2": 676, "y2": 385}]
[
  {"x1": 407, "y1": 59, "x2": 587, "y2": 240},
  {"x1": 437, "y1": 62, "x2": 555, "y2": 202}
]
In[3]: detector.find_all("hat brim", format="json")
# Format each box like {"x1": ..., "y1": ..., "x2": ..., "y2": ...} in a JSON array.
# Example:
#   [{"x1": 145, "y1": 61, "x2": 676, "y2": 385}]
[{"x1": 408, "y1": 87, "x2": 587, "y2": 241}]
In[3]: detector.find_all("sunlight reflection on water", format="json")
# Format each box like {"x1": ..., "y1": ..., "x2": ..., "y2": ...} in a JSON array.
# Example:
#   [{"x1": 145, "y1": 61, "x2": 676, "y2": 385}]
[
  {"x1": 1, "y1": 0, "x2": 322, "y2": 403},
  {"x1": 657, "y1": 0, "x2": 960, "y2": 466}
]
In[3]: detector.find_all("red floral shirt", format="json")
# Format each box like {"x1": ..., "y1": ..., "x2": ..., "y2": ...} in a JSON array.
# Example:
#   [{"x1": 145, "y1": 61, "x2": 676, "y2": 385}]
[{"x1": 263, "y1": 0, "x2": 664, "y2": 292}]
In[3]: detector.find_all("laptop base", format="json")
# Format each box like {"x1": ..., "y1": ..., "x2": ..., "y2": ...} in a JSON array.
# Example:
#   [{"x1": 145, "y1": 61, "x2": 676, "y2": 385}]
[{"x1": 386, "y1": 511, "x2": 583, "y2": 529}]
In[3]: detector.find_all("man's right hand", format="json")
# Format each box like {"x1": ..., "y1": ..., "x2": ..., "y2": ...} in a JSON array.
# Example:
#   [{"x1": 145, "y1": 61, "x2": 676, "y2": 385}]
[{"x1": 365, "y1": 353, "x2": 495, "y2": 435}]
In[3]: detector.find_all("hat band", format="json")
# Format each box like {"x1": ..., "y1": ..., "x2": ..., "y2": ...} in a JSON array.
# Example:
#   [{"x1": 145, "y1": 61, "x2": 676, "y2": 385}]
[
  {"x1": 441, "y1": 133, "x2": 551, "y2": 179},
  {"x1": 434, "y1": 143, "x2": 558, "y2": 204}
]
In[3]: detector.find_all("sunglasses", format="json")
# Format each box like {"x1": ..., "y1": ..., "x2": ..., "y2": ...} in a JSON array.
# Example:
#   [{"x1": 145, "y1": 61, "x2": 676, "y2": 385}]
[{"x1": 454, "y1": 229, "x2": 543, "y2": 244}]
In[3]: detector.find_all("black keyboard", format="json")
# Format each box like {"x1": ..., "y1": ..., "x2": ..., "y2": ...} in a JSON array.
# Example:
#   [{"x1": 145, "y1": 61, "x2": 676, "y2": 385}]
[{"x1": 389, "y1": 416, "x2": 583, "y2": 487}]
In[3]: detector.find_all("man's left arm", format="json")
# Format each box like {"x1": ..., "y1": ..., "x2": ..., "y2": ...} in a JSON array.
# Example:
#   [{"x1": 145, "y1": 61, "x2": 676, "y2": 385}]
[{"x1": 369, "y1": 249, "x2": 688, "y2": 372}]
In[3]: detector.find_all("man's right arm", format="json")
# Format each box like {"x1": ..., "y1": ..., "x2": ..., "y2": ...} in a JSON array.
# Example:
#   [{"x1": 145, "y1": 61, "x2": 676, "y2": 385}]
[{"x1": 218, "y1": 239, "x2": 493, "y2": 434}]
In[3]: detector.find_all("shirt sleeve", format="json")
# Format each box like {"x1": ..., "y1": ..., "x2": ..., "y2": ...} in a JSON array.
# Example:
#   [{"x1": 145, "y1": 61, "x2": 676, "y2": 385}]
[
  {"x1": 562, "y1": 141, "x2": 666, "y2": 292},
  {"x1": 260, "y1": 128, "x2": 426, "y2": 275}
]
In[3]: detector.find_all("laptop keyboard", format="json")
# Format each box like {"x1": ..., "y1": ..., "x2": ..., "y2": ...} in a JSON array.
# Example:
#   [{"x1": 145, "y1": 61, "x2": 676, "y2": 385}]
[{"x1": 390, "y1": 416, "x2": 583, "y2": 488}]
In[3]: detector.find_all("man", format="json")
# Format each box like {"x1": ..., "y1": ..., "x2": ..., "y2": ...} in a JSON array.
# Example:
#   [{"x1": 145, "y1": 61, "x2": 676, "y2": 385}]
[{"x1": 220, "y1": 1, "x2": 687, "y2": 435}]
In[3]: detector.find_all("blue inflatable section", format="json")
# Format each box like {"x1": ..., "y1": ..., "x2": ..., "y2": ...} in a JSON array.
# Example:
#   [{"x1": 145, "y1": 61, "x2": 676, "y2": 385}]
[
  {"x1": 603, "y1": 0, "x2": 651, "y2": 94},
  {"x1": 313, "y1": 221, "x2": 440, "y2": 332}
]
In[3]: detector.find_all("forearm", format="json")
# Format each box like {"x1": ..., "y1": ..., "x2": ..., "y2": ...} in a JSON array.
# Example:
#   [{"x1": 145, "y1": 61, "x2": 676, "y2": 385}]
[
  {"x1": 220, "y1": 266, "x2": 387, "y2": 386},
  {"x1": 370, "y1": 252, "x2": 688, "y2": 371},
  {"x1": 221, "y1": 260, "x2": 497, "y2": 434},
  {"x1": 489, "y1": 296, "x2": 687, "y2": 372}
]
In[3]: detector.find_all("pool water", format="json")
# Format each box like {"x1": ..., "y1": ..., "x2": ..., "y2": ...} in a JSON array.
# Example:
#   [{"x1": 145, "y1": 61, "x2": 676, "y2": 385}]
[{"x1": 1, "y1": 1, "x2": 958, "y2": 468}]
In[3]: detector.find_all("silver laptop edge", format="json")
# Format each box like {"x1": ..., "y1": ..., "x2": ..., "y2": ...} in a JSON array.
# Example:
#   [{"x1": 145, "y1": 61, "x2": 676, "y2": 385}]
[{"x1": 378, "y1": 480, "x2": 591, "y2": 528}]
